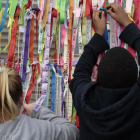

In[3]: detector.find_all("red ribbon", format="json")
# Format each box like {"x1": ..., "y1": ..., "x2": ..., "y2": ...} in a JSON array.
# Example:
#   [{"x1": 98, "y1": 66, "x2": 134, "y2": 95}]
[
  {"x1": 75, "y1": 114, "x2": 79, "y2": 129},
  {"x1": 29, "y1": 14, "x2": 35, "y2": 64},
  {"x1": 85, "y1": 0, "x2": 92, "y2": 17},
  {"x1": 133, "y1": 0, "x2": 140, "y2": 27},
  {"x1": 79, "y1": 0, "x2": 83, "y2": 6},
  {"x1": 25, "y1": 65, "x2": 36, "y2": 103},
  {"x1": 7, "y1": 7, "x2": 20, "y2": 68},
  {"x1": 50, "y1": 8, "x2": 57, "y2": 42},
  {"x1": 102, "y1": 0, "x2": 108, "y2": 8},
  {"x1": 22, "y1": 65, "x2": 36, "y2": 114},
  {"x1": 127, "y1": 0, "x2": 140, "y2": 58},
  {"x1": 26, "y1": 0, "x2": 32, "y2": 9},
  {"x1": 36, "y1": 12, "x2": 40, "y2": 74}
]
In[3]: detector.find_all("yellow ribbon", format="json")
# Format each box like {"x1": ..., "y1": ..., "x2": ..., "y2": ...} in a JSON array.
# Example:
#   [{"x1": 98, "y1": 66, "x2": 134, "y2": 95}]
[
  {"x1": 92, "y1": 27, "x2": 95, "y2": 36},
  {"x1": 19, "y1": 4, "x2": 26, "y2": 25},
  {"x1": 41, "y1": 0, "x2": 50, "y2": 30},
  {"x1": 55, "y1": 0, "x2": 60, "y2": 12},
  {"x1": 127, "y1": 13, "x2": 135, "y2": 23},
  {"x1": 3, "y1": 17, "x2": 14, "y2": 51}
]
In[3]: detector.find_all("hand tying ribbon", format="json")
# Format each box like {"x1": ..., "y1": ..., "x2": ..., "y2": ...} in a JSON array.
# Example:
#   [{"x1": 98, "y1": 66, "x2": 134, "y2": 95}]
[{"x1": 99, "y1": 7, "x2": 110, "y2": 46}]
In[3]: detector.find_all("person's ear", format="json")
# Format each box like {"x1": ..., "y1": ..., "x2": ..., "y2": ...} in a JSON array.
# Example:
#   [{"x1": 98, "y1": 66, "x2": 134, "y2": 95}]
[
  {"x1": 19, "y1": 92, "x2": 24, "y2": 107},
  {"x1": 96, "y1": 73, "x2": 99, "y2": 84}
]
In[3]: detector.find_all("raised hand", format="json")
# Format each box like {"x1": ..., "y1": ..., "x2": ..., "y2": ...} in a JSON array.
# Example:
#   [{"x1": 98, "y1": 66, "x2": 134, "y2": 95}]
[
  {"x1": 92, "y1": 10, "x2": 106, "y2": 36},
  {"x1": 24, "y1": 102, "x2": 36, "y2": 116},
  {"x1": 106, "y1": 3, "x2": 132, "y2": 27}
]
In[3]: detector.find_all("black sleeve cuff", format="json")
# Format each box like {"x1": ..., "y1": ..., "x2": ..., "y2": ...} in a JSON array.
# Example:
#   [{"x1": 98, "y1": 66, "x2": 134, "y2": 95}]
[
  {"x1": 119, "y1": 23, "x2": 140, "y2": 50},
  {"x1": 86, "y1": 33, "x2": 110, "y2": 56}
]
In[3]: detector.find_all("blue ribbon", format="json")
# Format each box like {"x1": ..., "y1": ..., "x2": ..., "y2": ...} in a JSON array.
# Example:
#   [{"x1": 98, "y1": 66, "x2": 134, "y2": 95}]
[
  {"x1": 99, "y1": 7, "x2": 110, "y2": 46},
  {"x1": 64, "y1": 12, "x2": 68, "y2": 29},
  {"x1": 59, "y1": 0, "x2": 61, "y2": 6},
  {"x1": 51, "y1": 67, "x2": 56, "y2": 112},
  {"x1": 100, "y1": 7, "x2": 106, "y2": 12},
  {"x1": 56, "y1": 66, "x2": 63, "y2": 87},
  {"x1": 64, "y1": 0, "x2": 68, "y2": 29},
  {"x1": 104, "y1": 28, "x2": 110, "y2": 46},
  {"x1": 44, "y1": 0, "x2": 47, "y2": 7},
  {"x1": 0, "y1": 0, "x2": 9, "y2": 33}
]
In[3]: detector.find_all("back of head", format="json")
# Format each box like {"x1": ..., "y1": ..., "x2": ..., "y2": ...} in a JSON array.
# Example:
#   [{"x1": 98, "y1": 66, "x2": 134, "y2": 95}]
[
  {"x1": 0, "y1": 66, "x2": 23, "y2": 123},
  {"x1": 98, "y1": 47, "x2": 138, "y2": 89}
]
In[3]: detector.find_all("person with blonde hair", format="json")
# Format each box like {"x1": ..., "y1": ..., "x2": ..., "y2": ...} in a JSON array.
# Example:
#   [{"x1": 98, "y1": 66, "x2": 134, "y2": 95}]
[{"x1": 0, "y1": 66, "x2": 79, "y2": 140}]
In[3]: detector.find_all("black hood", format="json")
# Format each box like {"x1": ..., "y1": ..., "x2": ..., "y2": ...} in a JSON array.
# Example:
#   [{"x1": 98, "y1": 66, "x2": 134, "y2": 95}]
[{"x1": 81, "y1": 82, "x2": 140, "y2": 139}]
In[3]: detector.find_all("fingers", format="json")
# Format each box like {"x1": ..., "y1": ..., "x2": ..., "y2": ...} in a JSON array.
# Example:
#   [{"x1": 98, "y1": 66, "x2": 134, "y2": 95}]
[
  {"x1": 101, "y1": 11, "x2": 105, "y2": 20},
  {"x1": 93, "y1": 10, "x2": 103, "y2": 20},
  {"x1": 95, "y1": 10, "x2": 102, "y2": 18},
  {"x1": 105, "y1": 3, "x2": 118, "y2": 10},
  {"x1": 23, "y1": 104, "x2": 27, "y2": 108},
  {"x1": 92, "y1": 11, "x2": 96, "y2": 19},
  {"x1": 106, "y1": 3, "x2": 116, "y2": 17},
  {"x1": 106, "y1": 9, "x2": 113, "y2": 15}
]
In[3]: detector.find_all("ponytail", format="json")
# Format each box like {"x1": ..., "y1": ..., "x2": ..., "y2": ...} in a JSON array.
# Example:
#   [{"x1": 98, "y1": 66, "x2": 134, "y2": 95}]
[{"x1": 0, "y1": 66, "x2": 23, "y2": 122}]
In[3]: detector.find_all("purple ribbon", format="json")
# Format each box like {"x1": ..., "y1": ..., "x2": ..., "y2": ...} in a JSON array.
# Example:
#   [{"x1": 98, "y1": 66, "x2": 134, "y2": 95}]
[
  {"x1": 0, "y1": 57, "x2": 7, "y2": 60},
  {"x1": 32, "y1": 8, "x2": 40, "y2": 11},
  {"x1": 22, "y1": 17, "x2": 31, "y2": 82},
  {"x1": 46, "y1": 63, "x2": 57, "y2": 66},
  {"x1": 72, "y1": 57, "x2": 79, "y2": 66}
]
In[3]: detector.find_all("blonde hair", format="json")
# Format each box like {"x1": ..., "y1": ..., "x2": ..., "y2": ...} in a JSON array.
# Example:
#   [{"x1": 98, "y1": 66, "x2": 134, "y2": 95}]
[{"x1": 0, "y1": 66, "x2": 23, "y2": 123}]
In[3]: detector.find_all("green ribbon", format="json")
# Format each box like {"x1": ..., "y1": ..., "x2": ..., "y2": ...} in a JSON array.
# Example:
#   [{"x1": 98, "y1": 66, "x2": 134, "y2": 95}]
[
  {"x1": 9, "y1": 0, "x2": 13, "y2": 12},
  {"x1": 9, "y1": 0, "x2": 18, "y2": 18},
  {"x1": 60, "y1": 0, "x2": 66, "y2": 24},
  {"x1": 132, "y1": 3, "x2": 135, "y2": 18},
  {"x1": 105, "y1": 0, "x2": 108, "y2": 11},
  {"x1": 18, "y1": 0, "x2": 28, "y2": 25},
  {"x1": 73, "y1": 0, "x2": 79, "y2": 28},
  {"x1": 52, "y1": 21, "x2": 60, "y2": 59},
  {"x1": 71, "y1": 103, "x2": 76, "y2": 123},
  {"x1": 0, "y1": 0, "x2": 2, "y2": 11},
  {"x1": 27, "y1": 59, "x2": 31, "y2": 65}
]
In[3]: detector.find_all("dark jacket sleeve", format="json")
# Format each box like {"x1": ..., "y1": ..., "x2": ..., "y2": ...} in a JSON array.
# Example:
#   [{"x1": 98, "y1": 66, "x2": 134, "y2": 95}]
[
  {"x1": 119, "y1": 23, "x2": 140, "y2": 81},
  {"x1": 69, "y1": 33, "x2": 109, "y2": 112}
]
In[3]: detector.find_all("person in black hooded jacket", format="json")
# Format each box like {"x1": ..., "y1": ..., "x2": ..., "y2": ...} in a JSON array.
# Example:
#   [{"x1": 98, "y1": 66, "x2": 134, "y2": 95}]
[{"x1": 69, "y1": 3, "x2": 140, "y2": 140}]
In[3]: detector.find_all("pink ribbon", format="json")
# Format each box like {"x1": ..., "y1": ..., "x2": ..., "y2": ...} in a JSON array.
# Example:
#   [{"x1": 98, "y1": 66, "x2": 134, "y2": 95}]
[{"x1": 60, "y1": 25, "x2": 67, "y2": 67}]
